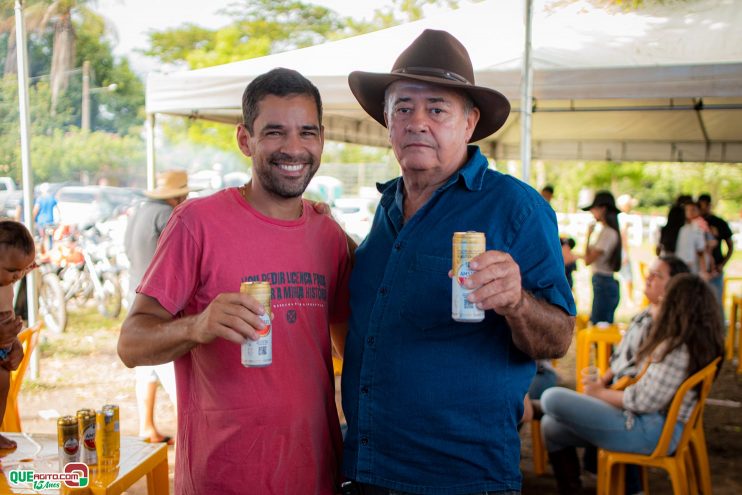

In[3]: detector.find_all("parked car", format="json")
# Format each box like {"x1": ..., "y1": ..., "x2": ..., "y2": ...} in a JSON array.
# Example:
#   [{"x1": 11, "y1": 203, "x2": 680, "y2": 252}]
[
  {"x1": 0, "y1": 177, "x2": 22, "y2": 218},
  {"x1": 331, "y1": 197, "x2": 377, "y2": 243},
  {"x1": 56, "y1": 186, "x2": 143, "y2": 228}
]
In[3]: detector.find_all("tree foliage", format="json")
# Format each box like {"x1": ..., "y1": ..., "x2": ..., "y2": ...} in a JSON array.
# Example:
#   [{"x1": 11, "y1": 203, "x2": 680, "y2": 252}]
[
  {"x1": 143, "y1": 0, "x2": 467, "y2": 155},
  {"x1": 0, "y1": 77, "x2": 144, "y2": 183},
  {"x1": 535, "y1": 161, "x2": 742, "y2": 219},
  {"x1": 0, "y1": 1, "x2": 145, "y2": 184}
]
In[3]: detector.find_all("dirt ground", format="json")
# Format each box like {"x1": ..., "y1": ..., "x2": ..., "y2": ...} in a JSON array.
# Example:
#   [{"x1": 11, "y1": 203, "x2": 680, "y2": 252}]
[{"x1": 6, "y1": 298, "x2": 742, "y2": 495}]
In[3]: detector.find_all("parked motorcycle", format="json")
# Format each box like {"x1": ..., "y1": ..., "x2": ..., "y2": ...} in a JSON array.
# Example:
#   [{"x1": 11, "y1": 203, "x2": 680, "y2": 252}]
[
  {"x1": 49, "y1": 224, "x2": 122, "y2": 319},
  {"x1": 37, "y1": 260, "x2": 68, "y2": 333}
]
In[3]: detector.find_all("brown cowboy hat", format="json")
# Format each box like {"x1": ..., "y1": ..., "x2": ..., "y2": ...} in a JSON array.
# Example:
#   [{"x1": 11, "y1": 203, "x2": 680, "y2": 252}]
[
  {"x1": 348, "y1": 29, "x2": 511, "y2": 143},
  {"x1": 144, "y1": 170, "x2": 201, "y2": 200}
]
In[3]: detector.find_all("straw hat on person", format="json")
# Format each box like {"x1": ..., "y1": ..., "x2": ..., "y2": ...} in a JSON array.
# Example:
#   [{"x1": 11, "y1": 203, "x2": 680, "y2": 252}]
[
  {"x1": 347, "y1": 29, "x2": 511, "y2": 143},
  {"x1": 144, "y1": 170, "x2": 201, "y2": 200}
]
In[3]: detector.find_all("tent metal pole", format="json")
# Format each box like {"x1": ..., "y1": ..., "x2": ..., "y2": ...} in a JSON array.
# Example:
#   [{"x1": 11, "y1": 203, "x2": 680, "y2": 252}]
[
  {"x1": 520, "y1": 0, "x2": 534, "y2": 184},
  {"x1": 146, "y1": 113, "x2": 156, "y2": 190},
  {"x1": 15, "y1": 0, "x2": 40, "y2": 379}
]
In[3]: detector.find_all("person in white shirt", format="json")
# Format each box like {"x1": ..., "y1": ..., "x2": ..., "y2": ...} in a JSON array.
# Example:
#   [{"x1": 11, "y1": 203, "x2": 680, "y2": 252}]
[
  {"x1": 582, "y1": 191, "x2": 622, "y2": 324},
  {"x1": 675, "y1": 201, "x2": 709, "y2": 276}
]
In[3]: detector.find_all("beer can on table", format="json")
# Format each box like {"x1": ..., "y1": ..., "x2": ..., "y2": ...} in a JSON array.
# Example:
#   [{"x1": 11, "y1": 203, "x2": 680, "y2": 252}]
[
  {"x1": 57, "y1": 415, "x2": 80, "y2": 469},
  {"x1": 452, "y1": 231, "x2": 486, "y2": 322},
  {"x1": 77, "y1": 409, "x2": 97, "y2": 465},
  {"x1": 240, "y1": 282, "x2": 272, "y2": 367},
  {"x1": 96, "y1": 405, "x2": 120, "y2": 471}
]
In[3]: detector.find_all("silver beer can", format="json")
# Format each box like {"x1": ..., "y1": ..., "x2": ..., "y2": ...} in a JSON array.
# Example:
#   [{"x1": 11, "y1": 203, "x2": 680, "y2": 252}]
[
  {"x1": 240, "y1": 282, "x2": 273, "y2": 367},
  {"x1": 452, "y1": 231, "x2": 486, "y2": 322}
]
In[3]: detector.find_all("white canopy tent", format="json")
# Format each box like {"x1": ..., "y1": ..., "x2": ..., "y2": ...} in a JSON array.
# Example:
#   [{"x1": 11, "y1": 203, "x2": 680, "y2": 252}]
[{"x1": 146, "y1": 0, "x2": 742, "y2": 167}]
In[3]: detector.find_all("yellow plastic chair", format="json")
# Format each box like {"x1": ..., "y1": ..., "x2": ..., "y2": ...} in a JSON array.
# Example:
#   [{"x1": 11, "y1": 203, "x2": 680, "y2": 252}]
[
  {"x1": 530, "y1": 417, "x2": 547, "y2": 476},
  {"x1": 597, "y1": 357, "x2": 721, "y2": 495},
  {"x1": 531, "y1": 362, "x2": 646, "y2": 477},
  {"x1": 725, "y1": 294, "x2": 741, "y2": 364},
  {"x1": 0, "y1": 322, "x2": 43, "y2": 432},
  {"x1": 575, "y1": 324, "x2": 622, "y2": 393},
  {"x1": 721, "y1": 276, "x2": 742, "y2": 320}
]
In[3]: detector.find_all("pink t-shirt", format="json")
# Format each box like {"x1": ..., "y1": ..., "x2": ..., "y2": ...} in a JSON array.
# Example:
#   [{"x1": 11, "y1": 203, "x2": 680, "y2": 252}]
[{"x1": 139, "y1": 188, "x2": 351, "y2": 495}]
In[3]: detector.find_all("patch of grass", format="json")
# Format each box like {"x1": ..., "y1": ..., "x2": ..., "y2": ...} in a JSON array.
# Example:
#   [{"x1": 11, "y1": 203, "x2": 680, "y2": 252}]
[
  {"x1": 40, "y1": 305, "x2": 125, "y2": 359},
  {"x1": 21, "y1": 380, "x2": 61, "y2": 392}
]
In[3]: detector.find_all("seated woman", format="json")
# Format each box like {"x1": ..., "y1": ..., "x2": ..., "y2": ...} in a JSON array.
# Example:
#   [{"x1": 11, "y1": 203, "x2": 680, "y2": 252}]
[
  {"x1": 540, "y1": 273, "x2": 724, "y2": 495},
  {"x1": 577, "y1": 255, "x2": 689, "y2": 477},
  {"x1": 604, "y1": 255, "x2": 689, "y2": 386}
]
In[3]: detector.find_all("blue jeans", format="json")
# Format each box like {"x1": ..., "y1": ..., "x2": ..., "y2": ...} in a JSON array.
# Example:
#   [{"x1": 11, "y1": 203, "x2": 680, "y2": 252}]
[
  {"x1": 528, "y1": 365, "x2": 558, "y2": 399},
  {"x1": 708, "y1": 273, "x2": 724, "y2": 316},
  {"x1": 540, "y1": 387, "x2": 682, "y2": 455},
  {"x1": 591, "y1": 274, "x2": 619, "y2": 324}
]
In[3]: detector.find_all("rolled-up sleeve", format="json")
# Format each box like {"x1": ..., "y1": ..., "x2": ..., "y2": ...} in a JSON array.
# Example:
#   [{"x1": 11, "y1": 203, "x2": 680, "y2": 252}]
[{"x1": 623, "y1": 346, "x2": 689, "y2": 414}]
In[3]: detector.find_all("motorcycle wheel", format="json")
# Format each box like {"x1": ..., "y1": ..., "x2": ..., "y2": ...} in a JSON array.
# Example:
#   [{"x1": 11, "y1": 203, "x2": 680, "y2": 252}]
[
  {"x1": 97, "y1": 272, "x2": 122, "y2": 319},
  {"x1": 39, "y1": 272, "x2": 68, "y2": 333}
]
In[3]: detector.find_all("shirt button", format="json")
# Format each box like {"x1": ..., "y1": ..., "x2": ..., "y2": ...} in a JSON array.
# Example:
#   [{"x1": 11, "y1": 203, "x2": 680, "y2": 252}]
[
  {"x1": 379, "y1": 287, "x2": 388, "y2": 295},
  {"x1": 361, "y1": 437, "x2": 369, "y2": 446},
  {"x1": 361, "y1": 386, "x2": 369, "y2": 394},
  {"x1": 394, "y1": 242, "x2": 402, "y2": 251},
  {"x1": 367, "y1": 336, "x2": 375, "y2": 345}
]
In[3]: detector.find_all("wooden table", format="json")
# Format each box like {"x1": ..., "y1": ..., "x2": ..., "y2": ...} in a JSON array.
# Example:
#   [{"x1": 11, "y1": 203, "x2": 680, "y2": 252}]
[{"x1": 0, "y1": 433, "x2": 168, "y2": 495}]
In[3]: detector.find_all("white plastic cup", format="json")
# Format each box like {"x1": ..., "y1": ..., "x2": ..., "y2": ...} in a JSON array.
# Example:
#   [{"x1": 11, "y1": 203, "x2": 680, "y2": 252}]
[{"x1": 581, "y1": 365, "x2": 600, "y2": 384}]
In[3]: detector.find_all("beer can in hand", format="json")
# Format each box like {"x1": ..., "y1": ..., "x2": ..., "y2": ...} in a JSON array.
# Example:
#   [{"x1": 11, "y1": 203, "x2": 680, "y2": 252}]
[
  {"x1": 240, "y1": 282, "x2": 273, "y2": 367},
  {"x1": 77, "y1": 409, "x2": 97, "y2": 465},
  {"x1": 452, "y1": 231, "x2": 486, "y2": 322},
  {"x1": 57, "y1": 415, "x2": 80, "y2": 470}
]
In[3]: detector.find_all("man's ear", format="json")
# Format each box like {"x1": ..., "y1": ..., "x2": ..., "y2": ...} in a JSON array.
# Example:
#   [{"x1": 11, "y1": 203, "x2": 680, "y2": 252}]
[
  {"x1": 465, "y1": 106, "x2": 481, "y2": 143},
  {"x1": 236, "y1": 124, "x2": 253, "y2": 157}
]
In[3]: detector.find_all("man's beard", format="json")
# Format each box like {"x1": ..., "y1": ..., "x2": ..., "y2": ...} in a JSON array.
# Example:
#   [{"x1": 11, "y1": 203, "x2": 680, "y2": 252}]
[{"x1": 254, "y1": 152, "x2": 319, "y2": 199}]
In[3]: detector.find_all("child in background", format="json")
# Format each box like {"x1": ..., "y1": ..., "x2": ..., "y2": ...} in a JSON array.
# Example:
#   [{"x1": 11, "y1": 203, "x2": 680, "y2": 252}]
[{"x1": 0, "y1": 221, "x2": 37, "y2": 450}]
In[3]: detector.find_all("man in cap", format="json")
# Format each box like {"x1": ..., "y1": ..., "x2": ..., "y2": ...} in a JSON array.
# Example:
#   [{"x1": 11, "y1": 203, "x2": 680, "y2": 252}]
[
  {"x1": 119, "y1": 68, "x2": 351, "y2": 494},
  {"x1": 340, "y1": 30, "x2": 575, "y2": 494},
  {"x1": 124, "y1": 169, "x2": 197, "y2": 445}
]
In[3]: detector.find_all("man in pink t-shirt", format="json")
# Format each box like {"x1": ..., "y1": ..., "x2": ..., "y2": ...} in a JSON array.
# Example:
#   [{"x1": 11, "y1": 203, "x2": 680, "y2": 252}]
[{"x1": 119, "y1": 68, "x2": 351, "y2": 495}]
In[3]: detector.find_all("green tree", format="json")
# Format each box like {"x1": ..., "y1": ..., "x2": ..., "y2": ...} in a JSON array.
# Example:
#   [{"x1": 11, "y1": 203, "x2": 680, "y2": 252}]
[
  {"x1": 30, "y1": 128, "x2": 144, "y2": 183},
  {"x1": 143, "y1": 0, "x2": 469, "y2": 156},
  {"x1": 0, "y1": 0, "x2": 49, "y2": 76}
]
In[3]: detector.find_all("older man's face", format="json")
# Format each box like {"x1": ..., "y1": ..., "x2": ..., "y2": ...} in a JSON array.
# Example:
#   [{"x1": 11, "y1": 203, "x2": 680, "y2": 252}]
[{"x1": 385, "y1": 81, "x2": 479, "y2": 182}]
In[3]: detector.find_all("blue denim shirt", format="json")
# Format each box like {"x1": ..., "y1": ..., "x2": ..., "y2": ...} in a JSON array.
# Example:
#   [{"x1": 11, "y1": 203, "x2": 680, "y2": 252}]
[{"x1": 342, "y1": 146, "x2": 575, "y2": 494}]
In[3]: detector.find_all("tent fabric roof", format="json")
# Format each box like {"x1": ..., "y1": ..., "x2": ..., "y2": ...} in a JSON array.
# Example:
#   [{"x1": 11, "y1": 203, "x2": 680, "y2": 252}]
[{"x1": 146, "y1": 0, "x2": 742, "y2": 163}]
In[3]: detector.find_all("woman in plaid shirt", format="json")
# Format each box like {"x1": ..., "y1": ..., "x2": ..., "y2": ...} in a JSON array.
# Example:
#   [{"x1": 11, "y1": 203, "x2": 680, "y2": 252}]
[{"x1": 540, "y1": 274, "x2": 724, "y2": 495}]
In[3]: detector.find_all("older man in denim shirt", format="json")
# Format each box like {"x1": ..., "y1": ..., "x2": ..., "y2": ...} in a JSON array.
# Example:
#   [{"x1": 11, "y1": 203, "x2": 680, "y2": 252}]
[{"x1": 339, "y1": 30, "x2": 576, "y2": 495}]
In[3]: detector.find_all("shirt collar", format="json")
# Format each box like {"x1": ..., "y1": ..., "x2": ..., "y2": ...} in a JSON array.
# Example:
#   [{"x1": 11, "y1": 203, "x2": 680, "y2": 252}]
[
  {"x1": 376, "y1": 145, "x2": 488, "y2": 205},
  {"x1": 442, "y1": 145, "x2": 489, "y2": 192}
]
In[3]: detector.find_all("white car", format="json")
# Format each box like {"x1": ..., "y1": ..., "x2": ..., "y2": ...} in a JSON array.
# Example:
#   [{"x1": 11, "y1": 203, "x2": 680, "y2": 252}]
[
  {"x1": 332, "y1": 197, "x2": 377, "y2": 243},
  {"x1": 56, "y1": 186, "x2": 143, "y2": 228}
]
